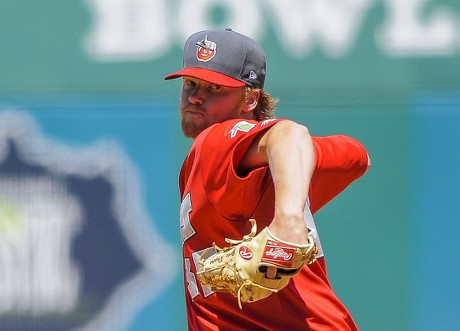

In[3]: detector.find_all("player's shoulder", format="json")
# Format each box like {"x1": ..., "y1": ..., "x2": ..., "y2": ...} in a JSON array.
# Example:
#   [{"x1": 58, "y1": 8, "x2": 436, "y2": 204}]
[{"x1": 210, "y1": 118, "x2": 282, "y2": 139}]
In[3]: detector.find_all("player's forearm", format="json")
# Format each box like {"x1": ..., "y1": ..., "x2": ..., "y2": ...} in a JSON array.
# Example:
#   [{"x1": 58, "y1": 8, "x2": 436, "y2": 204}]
[{"x1": 263, "y1": 121, "x2": 315, "y2": 244}]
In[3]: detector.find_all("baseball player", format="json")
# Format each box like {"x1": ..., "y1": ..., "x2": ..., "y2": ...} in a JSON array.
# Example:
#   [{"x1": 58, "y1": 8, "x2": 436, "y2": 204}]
[{"x1": 165, "y1": 29, "x2": 370, "y2": 330}]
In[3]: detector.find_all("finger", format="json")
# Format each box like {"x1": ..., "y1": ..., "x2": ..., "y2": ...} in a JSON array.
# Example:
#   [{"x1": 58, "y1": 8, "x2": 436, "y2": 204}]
[{"x1": 266, "y1": 266, "x2": 277, "y2": 279}]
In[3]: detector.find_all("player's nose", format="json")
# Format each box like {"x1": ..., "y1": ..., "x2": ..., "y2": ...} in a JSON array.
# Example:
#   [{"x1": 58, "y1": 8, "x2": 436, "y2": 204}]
[{"x1": 188, "y1": 86, "x2": 205, "y2": 105}]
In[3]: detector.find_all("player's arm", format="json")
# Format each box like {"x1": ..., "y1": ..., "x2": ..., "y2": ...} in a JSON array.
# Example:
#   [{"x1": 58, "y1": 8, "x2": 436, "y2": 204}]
[{"x1": 238, "y1": 120, "x2": 315, "y2": 245}]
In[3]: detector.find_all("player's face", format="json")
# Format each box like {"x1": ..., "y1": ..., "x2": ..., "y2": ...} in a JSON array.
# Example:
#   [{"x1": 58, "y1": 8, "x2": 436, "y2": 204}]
[{"x1": 180, "y1": 77, "x2": 247, "y2": 138}]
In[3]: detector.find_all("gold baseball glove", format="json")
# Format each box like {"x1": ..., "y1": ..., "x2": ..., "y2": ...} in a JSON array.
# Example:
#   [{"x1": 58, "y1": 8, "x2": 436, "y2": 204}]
[{"x1": 196, "y1": 219, "x2": 318, "y2": 309}]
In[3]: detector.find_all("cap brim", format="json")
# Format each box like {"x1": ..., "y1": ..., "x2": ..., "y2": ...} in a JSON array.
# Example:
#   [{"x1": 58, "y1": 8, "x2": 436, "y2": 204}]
[{"x1": 164, "y1": 67, "x2": 246, "y2": 88}]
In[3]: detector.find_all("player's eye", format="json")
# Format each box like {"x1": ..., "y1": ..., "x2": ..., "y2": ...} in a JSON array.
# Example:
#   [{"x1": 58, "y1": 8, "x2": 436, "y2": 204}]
[
  {"x1": 183, "y1": 78, "x2": 197, "y2": 88},
  {"x1": 208, "y1": 83, "x2": 222, "y2": 92}
]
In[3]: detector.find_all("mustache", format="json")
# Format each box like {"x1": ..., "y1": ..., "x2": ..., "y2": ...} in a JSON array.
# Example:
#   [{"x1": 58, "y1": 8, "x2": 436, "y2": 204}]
[{"x1": 182, "y1": 104, "x2": 206, "y2": 114}]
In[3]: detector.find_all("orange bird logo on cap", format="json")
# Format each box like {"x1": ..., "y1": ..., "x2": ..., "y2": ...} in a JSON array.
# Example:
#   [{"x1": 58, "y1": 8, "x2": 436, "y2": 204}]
[{"x1": 196, "y1": 36, "x2": 216, "y2": 62}]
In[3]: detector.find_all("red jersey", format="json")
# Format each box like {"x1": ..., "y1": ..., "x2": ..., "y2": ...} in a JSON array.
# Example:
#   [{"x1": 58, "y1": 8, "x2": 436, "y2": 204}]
[{"x1": 179, "y1": 119, "x2": 369, "y2": 331}]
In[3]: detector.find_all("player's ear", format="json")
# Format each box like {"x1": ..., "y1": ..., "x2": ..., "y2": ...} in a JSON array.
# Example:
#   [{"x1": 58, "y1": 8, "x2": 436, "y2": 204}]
[{"x1": 244, "y1": 89, "x2": 260, "y2": 112}]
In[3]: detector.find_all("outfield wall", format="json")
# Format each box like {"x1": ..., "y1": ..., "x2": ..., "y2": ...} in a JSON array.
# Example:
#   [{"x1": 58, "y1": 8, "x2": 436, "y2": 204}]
[{"x1": 1, "y1": 1, "x2": 459, "y2": 330}]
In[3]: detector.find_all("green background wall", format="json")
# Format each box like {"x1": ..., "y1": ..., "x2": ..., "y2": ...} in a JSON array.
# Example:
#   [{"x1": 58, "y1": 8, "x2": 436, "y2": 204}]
[{"x1": 1, "y1": 1, "x2": 459, "y2": 330}]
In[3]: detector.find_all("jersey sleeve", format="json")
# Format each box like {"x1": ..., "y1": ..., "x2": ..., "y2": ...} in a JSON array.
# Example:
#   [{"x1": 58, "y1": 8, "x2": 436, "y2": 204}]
[
  {"x1": 309, "y1": 135, "x2": 369, "y2": 213},
  {"x1": 198, "y1": 119, "x2": 280, "y2": 221},
  {"x1": 181, "y1": 119, "x2": 369, "y2": 219}
]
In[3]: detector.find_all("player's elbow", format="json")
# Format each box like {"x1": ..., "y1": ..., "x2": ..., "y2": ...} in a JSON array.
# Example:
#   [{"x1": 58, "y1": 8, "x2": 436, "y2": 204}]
[
  {"x1": 365, "y1": 153, "x2": 372, "y2": 173},
  {"x1": 272, "y1": 120, "x2": 312, "y2": 141}
]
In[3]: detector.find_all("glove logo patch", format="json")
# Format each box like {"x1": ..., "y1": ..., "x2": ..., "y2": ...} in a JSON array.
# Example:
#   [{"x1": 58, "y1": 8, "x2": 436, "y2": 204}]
[
  {"x1": 239, "y1": 246, "x2": 253, "y2": 260},
  {"x1": 262, "y1": 240, "x2": 295, "y2": 267}
]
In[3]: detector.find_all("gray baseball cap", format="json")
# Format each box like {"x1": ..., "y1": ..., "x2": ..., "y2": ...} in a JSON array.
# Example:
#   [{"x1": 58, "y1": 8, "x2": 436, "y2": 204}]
[{"x1": 165, "y1": 29, "x2": 266, "y2": 88}]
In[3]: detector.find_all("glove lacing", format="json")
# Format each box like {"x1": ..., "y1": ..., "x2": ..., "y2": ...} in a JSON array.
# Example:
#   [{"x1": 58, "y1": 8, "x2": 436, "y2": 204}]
[{"x1": 236, "y1": 279, "x2": 278, "y2": 310}]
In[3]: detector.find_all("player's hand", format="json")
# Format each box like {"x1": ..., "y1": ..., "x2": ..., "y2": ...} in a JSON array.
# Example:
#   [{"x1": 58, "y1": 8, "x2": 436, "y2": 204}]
[{"x1": 266, "y1": 215, "x2": 310, "y2": 279}]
